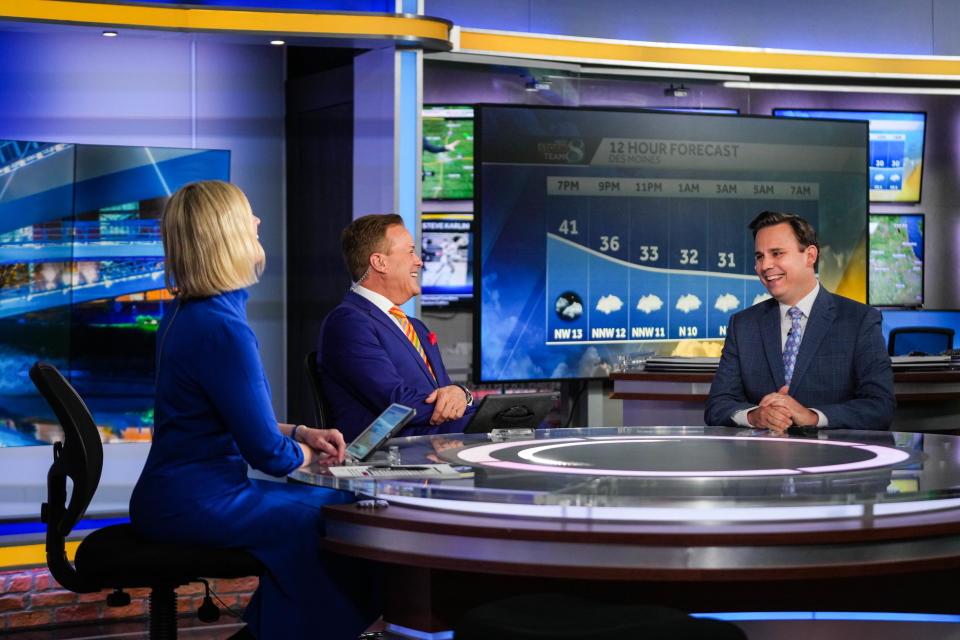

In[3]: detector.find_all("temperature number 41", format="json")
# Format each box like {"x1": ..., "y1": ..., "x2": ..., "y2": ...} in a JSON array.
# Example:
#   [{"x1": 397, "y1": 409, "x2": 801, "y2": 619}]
[{"x1": 559, "y1": 219, "x2": 579, "y2": 236}]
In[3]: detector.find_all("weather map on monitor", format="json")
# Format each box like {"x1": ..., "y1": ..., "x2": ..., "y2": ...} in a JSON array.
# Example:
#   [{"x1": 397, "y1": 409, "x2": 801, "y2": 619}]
[
  {"x1": 868, "y1": 213, "x2": 923, "y2": 307},
  {"x1": 773, "y1": 109, "x2": 926, "y2": 203},
  {"x1": 421, "y1": 212, "x2": 473, "y2": 308},
  {"x1": 476, "y1": 105, "x2": 868, "y2": 382},
  {"x1": 422, "y1": 105, "x2": 474, "y2": 200}
]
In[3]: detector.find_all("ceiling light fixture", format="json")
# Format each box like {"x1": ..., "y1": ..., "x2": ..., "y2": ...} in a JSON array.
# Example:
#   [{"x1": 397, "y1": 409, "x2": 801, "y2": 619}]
[
  {"x1": 102, "y1": 30, "x2": 118, "y2": 37},
  {"x1": 270, "y1": 39, "x2": 285, "y2": 46}
]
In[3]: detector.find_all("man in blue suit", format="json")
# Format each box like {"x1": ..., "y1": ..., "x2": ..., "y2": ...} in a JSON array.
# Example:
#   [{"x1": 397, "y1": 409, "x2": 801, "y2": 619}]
[
  {"x1": 705, "y1": 211, "x2": 895, "y2": 432},
  {"x1": 318, "y1": 214, "x2": 475, "y2": 440}
]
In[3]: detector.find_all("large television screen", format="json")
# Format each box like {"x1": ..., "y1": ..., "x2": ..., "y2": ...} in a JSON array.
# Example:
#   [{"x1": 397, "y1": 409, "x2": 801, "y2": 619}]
[
  {"x1": 773, "y1": 109, "x2": 926, "y2": 203},
  {"x1": 422, "y1": 105, "x2": 474, "y2": 200},
  {"x1": 868, "y1": 213, "x2": 923, "y2": 307},
  {"x1": 421, "y1": 212, "x2": 473, "y2": 308},
  {"x1": 475, "y1": 105, "x2": 868, "y2": 382},
  {"x1": 0, "y1": 141, "x2": 229, "y2": 447}
]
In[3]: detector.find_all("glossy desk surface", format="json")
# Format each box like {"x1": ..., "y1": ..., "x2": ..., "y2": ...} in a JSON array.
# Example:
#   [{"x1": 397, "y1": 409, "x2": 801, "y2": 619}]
[
  {"x1": 293, "y1": 426, "x2": 948, "y2": 514},
  {"x1": 293, "y1": 426, "x2": 960, "y2": 627},
  {"x1": 291, "y1": 426, "x2": 960, "y2": 574}
]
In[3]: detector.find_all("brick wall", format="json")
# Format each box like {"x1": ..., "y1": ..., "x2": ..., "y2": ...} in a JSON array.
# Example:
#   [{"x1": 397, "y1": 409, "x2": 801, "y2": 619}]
[{"x1": 0, "y1": 568, "x2": 257, "y2": 632}]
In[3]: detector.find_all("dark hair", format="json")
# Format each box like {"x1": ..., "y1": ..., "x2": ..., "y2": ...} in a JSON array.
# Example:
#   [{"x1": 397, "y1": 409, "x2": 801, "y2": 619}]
[
  {"x1": 340, "y1": 213, "x2": 404, "y2": 282},
  {"x1": 749, "y1": 210, "x2": 819, "y2": 252}
]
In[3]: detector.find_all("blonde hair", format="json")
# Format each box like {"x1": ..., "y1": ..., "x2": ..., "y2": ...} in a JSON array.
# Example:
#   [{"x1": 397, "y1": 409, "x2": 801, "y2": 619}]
[{"x1": 161, "y1": 180, "x2": 265, "y2": 299}]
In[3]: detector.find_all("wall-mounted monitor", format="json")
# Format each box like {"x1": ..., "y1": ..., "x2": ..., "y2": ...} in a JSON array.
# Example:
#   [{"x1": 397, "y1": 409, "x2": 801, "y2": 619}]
[
  {"x1": 0, "y1": 140, "x2": 229, "y2": 447},
  {"x1": 868, "y1": 213, "x2": 923, "y2": 308},
  {"x1": 422, "y1": 105, "x2": 474, "y2": 200},
  {"x1": 475, "y1": 104, "x2": 868, "y2": 383},
  {"x1": 773, "y1": 109, "x2": 926, "y2": 203},
  {"x1": 421, "y1": 212, "x2": 473, "y2": 309}
]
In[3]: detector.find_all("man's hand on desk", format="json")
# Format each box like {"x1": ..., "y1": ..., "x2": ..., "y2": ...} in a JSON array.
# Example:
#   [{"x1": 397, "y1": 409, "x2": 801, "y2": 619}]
[
  {"x1": 425, "y1": 385, "x2": 469, "y2": 425},
  {"x1": 748, "y1": 386, "x2": 819, "y2": 433}
]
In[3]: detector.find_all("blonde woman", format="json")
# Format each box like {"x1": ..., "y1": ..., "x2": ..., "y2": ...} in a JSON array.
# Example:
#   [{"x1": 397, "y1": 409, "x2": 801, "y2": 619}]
[{"x1": 130, "y1": 181, "x2": 374, "y2": 639}]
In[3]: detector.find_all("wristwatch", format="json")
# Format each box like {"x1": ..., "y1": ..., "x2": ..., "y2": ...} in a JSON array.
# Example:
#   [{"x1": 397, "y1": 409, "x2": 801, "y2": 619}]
[{"x1": 456, "y1": 384, "x2": 474, "y2": 406}]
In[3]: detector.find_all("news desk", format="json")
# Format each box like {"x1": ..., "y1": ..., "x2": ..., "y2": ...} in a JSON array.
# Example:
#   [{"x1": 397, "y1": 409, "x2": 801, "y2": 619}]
[
  {"x1": 293, "y1": 426, "x2": 960, "y2": 636},
  {"x1": 611, "y1": 369, "x2": 960, "y2": 431}
]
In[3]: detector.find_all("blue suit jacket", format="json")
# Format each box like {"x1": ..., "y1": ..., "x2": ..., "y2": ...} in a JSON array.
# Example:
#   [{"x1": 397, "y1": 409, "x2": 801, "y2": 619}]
[
  {"x1": 704, "y1": 288, "x2": 895, "y2": 429},
  {"x1": 317, "y1": 291, "x2": 474, "y2": 440}
]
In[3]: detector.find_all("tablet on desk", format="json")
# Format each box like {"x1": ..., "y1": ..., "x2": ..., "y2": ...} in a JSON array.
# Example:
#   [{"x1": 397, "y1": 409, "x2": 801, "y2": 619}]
[
  {"x1": 463, "y1": 392, "x2": 559, "y2": 434},
  {"x1": 345, "y1": 403, "x2": 416, "y2": 462}
]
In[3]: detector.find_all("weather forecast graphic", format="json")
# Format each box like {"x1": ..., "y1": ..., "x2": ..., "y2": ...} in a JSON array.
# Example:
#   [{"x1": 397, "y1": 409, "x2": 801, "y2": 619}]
[
  {"x1": 476, "y1": 105, "x2": 867, "y2": 382},
  {"x1": 544, "y1": 180, "x2": 817, "y2": 345}
]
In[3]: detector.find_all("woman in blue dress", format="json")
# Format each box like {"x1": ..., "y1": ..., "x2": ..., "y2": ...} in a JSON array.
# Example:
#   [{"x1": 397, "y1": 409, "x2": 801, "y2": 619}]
[{"x1": 130, "y1": 181, "x2": 373, "y2": 639}]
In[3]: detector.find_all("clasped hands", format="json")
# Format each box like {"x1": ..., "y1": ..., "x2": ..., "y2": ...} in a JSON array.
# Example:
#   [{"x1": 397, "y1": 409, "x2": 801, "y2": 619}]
[
  {"x1": 297, "y1": 427, "x2": 346, "y2": 465},
  {"x1": 425, "y1": 385, "x2": 469, "y2": 425},
  {"x1": 747, "y1": 386, "x2": 818, "y2": 433}
]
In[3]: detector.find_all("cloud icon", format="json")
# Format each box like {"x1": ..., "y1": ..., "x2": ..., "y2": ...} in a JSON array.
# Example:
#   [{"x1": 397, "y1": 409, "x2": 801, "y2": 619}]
[
  {"x1": 562, "y1": 302, "x2": 583, "y2": 319},
  {"x1": 714, "y1": 293, "x2": 740, "y2": 313},
  {"x1": 675, "y1": 294, "x2": 702, "y2": 313},
  {"x1": 636, "y1": 294, "x2": 663, "y2": 314},
  {"x1": 595, "y1": 294, "x2": 624, "y2": 315},
  {"x1": 752, "y1": 292, "x2": 773, "y2": 306}
]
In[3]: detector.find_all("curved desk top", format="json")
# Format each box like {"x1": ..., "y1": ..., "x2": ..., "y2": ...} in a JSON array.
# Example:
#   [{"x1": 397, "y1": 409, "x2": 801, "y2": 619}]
[{"x1": 292, "y1": 426, "x2": 960, "y2": 580}]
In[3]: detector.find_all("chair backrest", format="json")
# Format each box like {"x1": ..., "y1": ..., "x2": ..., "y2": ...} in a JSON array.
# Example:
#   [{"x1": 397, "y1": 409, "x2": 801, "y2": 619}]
[
  {"x1": 304, "y1": 350, "x2": 333, "y2": 429},
  {"x1": 30, "y1": 361, "x2": 104, "y2": 593},
  {"x1": 888, "y1": 327, "x2": 955, "y2": 356}
]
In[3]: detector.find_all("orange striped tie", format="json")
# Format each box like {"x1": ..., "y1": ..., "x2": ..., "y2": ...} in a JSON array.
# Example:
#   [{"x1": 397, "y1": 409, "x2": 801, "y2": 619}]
[{"x1": 388, "y1": 306, "x2": 436, "y2": 382}]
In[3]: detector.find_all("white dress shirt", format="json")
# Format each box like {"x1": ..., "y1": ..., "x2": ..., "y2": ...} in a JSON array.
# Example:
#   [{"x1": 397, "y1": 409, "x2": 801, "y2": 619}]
[{"x1": 351, "y1": 284, "x2": 405, "y2": 331}]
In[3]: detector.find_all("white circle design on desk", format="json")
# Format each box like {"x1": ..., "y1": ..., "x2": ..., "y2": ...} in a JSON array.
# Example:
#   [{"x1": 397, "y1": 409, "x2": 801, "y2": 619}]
[{"x1": 454, "y1": 435, "x2": 911, "y2": 477}]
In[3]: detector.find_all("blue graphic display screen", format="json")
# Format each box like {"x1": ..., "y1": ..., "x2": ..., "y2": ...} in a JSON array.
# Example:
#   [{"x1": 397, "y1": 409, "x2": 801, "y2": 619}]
[
  {"x1": 0, "y1": 141, "x2": 229, "y2": 447},
  {"x1": 475, "y1": 105, "x2": 868, "y2": 382},
  {"x1": 774, "y1": 110, "x2": 926, "y2": 203}
]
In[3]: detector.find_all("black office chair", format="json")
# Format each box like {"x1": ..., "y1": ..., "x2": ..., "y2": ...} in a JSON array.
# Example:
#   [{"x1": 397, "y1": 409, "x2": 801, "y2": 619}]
[
  {"x1": 31, "y1": 361, "x2": 264, "y2": 640},
  {"x1": 304, "y1": 350, "x2": 334, "y2": 428},
  {"x1": 888, "y1": 327, "x2": 955, "y2": 356}
]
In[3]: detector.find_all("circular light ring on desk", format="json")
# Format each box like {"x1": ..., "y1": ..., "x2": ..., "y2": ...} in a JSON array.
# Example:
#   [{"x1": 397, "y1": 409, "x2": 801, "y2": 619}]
[{"x1": 455, "y1": 435, "x2": 911, "y2": 477}]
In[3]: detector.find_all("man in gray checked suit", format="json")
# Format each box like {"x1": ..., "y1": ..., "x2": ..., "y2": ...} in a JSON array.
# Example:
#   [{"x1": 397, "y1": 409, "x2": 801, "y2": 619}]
[{"x1": 705, "y1": 211, "x2": 895, "y2": 432}]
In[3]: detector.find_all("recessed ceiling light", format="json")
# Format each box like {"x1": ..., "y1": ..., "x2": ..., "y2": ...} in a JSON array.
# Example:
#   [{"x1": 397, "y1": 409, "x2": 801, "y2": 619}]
[
  {"x1": 102, "y1": 30, "x2": 118, "y2": 37},
  {"x1": 270, "y1": 40, "x2": 285, "y2": 46}
]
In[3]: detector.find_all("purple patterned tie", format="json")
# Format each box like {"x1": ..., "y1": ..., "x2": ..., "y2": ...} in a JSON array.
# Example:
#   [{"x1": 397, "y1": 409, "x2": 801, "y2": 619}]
[{"x1": 783, "y1": 306, "x2": 804, "y2": 387}]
